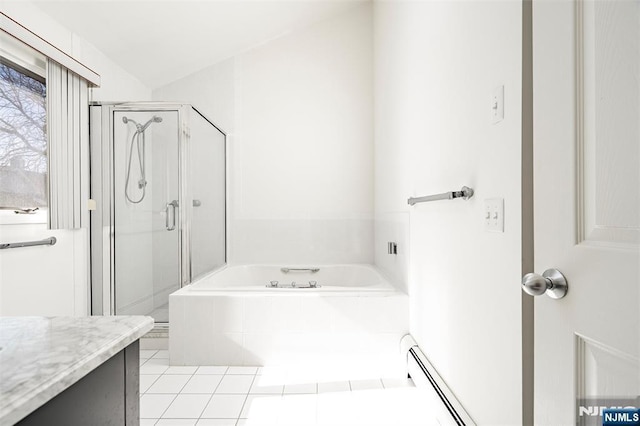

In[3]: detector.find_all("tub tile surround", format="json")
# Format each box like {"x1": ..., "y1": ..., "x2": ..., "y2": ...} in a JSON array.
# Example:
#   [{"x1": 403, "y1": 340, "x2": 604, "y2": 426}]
[
  {"x1": 139, "y1": 349, "x2": 436, "y2": 425},
  {"x1": 170, "y1": 292, "x2": 408, "y2": 374}
]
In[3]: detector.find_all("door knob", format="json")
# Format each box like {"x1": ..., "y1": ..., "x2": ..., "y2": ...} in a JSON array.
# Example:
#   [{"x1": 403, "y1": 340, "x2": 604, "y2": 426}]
[{"x1": 522, "y1": 268, "x2": 568, "y2": 299}]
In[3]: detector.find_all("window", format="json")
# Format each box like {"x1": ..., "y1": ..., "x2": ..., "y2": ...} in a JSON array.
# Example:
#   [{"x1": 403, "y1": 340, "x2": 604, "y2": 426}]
[{"x1": 0, "y1": 60, "x2": 47, "y2": 214}]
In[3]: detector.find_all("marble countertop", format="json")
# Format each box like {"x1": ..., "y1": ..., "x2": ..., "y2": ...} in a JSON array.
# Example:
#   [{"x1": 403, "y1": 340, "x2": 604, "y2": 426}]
[{"x1": 0, "y1": 316, "x2": 153, "y2": 426}]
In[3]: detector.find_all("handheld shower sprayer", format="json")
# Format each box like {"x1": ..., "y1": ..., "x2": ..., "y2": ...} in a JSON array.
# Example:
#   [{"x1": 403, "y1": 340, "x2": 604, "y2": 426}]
[{"x1": 122, "y1": 114, "x2": 163, "y2": 203}]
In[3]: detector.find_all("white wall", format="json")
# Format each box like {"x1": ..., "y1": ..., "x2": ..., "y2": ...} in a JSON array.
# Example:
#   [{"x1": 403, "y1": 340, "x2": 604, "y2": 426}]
[
  {"x1": 153, "y1": 4, "x2": 374, "y2": 267},
  {"x1": 0, "y1": 2, "x2": 151, "y2": 316},
  {"x1": 374, "y1": 1, "x2": 527, "y2": 424}
]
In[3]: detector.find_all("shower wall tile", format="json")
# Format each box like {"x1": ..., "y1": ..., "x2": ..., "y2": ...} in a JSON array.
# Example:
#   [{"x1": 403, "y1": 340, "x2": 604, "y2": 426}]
[
  {"x1": 229, "y1": 219, "x2": 374, "y2": 265},
  {"x1": 154, "y1": 5, "x2": 374, "y2": 267},
  {"x1": 373, "y1": 212, "x2": 409, "y2": 294}
]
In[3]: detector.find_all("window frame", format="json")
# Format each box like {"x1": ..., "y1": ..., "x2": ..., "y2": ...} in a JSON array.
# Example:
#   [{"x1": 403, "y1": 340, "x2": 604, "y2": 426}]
[{"x1": 0, "y1": 32, "x2": 48, "y2": 225}]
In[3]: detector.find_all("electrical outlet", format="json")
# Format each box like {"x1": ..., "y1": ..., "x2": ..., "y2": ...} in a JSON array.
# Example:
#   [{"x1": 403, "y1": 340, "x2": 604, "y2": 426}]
[{"x1": 484, "y1": 198, "x2": 504, "y2": 232}]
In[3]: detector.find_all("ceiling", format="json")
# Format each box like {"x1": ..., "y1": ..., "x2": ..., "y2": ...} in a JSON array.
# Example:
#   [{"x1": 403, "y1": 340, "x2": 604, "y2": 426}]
[{"x1": 31, "y1": 0, "x2": 366, "y2": 89}]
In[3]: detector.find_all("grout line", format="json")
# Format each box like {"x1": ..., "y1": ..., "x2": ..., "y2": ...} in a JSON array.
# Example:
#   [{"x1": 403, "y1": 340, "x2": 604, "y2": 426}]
[
  {"x1": 212, "y1": 371, "x2": 228, "y2": 393},
  {"x1": 140, "y1": 374, "x2": 162, "y2": 396},
  {"x1": 198, "y1": 392, "x2": 216, "y2": 423},
  {"x1": 156, "y1": 369, "x2": 200, "y2": 420},
  {"x1": 155, "y1": 393, "x2": 179, "y2": 421},
  {"x1": 177, "y1": 370, "x2": 197, "y2": 394},
  {"x1": 348, "y1": 380, "x2": 352, "y2": 392},
  {"x1": 234, "y1": 374, "x2": 257, "y2": 422}
]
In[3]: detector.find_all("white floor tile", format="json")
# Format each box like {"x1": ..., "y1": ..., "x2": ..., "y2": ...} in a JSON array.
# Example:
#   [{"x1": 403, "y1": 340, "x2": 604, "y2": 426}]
[
  {"x1": 181, "y1": 375, "x2": 224, "y2": 394},
  {"x1": 226, "y1": 366, "x2": 258, "y2": 375},
  {"x1": 350, "y1": 379, "x2": 383, "y2": 391},
  {"x1": 201, "y1": 394, "x2": 247, "y2": 418},
  {"x1": 140, "y1": 350, "x2": 158, "y2": 359},
  {"x1": 197, "y1": 366, "x2": 228, "y2": 375},
  {"x1": 139, "y1": 364, "x2": 429, "y2": 426},
  {"x1": 317, "y1": 392, "x2": 356, "y2": 426},
  {"x1": 163, "y1": 394, "x2": 211, "y2": 419},
  {"x1": 165, "y1": 366, "x2": 198, "y2": 375},
  {"x1": 256, "y1": 367, "x2": 285, "y2": 377},
  {"x1": 249, "y1": 380, "x2": 284, "y2": 395},
  {"x1": 317, "y1": 381, "x2": 350, "y2": 394},
  {"x1": 196, "y1": 420, "x2": 237, "y2": 425},
  {"x1": 155, "y1": 419, "x2": 197, "y2": 426},
  {"x1": 141, "y1": 358, "x2": 170, "y2": 375},
  {"x1": 141, "y1": 374, "x2": 161, "y2": 393},
  {"x1": 279, "y1": 394, "x2": 318, "y2": 425},
  {"x1": 216, "y1": 375, "x2": 254, "y2": 394},
  {"x1": 147, "y1": 375, "x2": 192, "y2": 394},
  {"x1": 240, "y1": 394, "x2": 281, "y2": 420},
  {"x1": 140, "y1": 394, "x2": 176, "y2": 418},
  {"x1": 283, "y1": 383, "x2": 317, "y2": 394},
  {"x1": 381, "y1": 377, "x2": 414, "y2": 389},
  {"x1": 152, "y1": 349, "x2": 170, "y2": 359}
]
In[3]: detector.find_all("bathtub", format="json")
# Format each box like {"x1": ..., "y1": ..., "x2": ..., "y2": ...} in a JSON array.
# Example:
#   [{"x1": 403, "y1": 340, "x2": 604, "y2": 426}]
[
  {"x1": 169, "y1": 264, "x2": 408, "y2": 375},
  {"x1": 186, "y1": 264, "x2": 394, "y2": 293}
]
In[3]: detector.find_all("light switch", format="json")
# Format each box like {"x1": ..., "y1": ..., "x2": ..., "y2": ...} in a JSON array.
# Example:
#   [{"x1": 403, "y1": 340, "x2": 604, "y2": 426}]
[
  {"x1": 491, "y1": 85, "x2": 504, "y2": 124},
  {"x1": 484, "y1": 198, "x2": 504, "y2": 232}
]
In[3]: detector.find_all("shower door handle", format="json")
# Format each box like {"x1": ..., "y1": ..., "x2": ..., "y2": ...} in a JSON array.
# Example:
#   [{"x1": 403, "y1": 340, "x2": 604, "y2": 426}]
[{"x1": 165, "y1": 200, "x2": 178, "y2": 231}]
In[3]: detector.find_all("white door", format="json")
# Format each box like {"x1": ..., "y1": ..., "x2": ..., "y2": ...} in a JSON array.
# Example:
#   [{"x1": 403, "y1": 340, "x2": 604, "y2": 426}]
[{"x1": 532, "y1": 0, "x2": 639, "y2": 424}]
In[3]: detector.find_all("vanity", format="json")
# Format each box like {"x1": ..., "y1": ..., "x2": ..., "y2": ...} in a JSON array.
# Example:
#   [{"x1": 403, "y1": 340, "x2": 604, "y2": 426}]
[{"x1": 0, "y1": 316, "x2": 153, "y2": 426}]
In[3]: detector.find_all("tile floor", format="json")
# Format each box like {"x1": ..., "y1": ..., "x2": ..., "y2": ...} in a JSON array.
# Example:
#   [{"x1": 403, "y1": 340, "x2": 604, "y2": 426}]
[{"x1": 139, "y1": 349, "x2": 438, "y2": 426}]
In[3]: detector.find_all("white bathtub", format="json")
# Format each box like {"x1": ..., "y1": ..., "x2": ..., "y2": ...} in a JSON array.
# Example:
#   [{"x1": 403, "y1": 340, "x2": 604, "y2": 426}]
[
  {"x1": 187, "y1": 264, "x2": 395, "y2": 293},
  {"x1": 169, "y1": 264, "x2": 408, "y2": 374}
]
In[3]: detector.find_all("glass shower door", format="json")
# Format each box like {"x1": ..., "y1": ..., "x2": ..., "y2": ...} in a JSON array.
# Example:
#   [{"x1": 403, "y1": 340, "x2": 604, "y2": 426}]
[
  {"x1": 112, "y1": 109, "x2": 180, "y2": 322},
  {"x1": 190, "y1": 107, "x2": 226, "y2": 279}
]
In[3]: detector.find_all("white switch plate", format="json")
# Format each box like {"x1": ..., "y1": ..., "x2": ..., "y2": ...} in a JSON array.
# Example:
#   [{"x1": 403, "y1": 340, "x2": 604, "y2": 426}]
[
  {"x1": 484, "y1": 198, "x2": 504, "y2": 232},
  {"x1": 491, "y1": 85, "x2": 504, "y2": 124}
]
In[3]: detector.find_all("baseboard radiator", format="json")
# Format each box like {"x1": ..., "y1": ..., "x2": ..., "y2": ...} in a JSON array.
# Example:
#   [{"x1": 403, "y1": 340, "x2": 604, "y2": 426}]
[{"x1": 401, "y1": 335, "x2": 476, "y2": 426}]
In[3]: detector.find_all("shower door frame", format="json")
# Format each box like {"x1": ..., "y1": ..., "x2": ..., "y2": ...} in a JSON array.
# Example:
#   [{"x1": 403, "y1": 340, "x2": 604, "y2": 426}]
[{"x1": 89, "y1": 102, "x2": 226, "y2": 327}]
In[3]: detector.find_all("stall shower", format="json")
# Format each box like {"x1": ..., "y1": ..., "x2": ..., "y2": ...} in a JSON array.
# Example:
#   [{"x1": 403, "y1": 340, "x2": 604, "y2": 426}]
[{"x1": 89, "y1": 102, "x2": 226, "y2": 327}]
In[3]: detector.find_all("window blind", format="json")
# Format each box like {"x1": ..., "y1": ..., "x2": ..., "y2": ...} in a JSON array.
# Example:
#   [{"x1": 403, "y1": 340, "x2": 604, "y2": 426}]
[{"x1": 47, "y1": 60, "x2": 88, "y2": 230}]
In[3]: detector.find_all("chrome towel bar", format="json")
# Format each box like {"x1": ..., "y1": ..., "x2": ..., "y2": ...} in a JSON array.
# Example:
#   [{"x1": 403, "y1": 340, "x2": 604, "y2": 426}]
[
  {"x1": 408, "y1": 186, "x2": 474, "y2": 206},
  {"x1": 0, "y1": 237, "x2": 57, "y2": 250}
]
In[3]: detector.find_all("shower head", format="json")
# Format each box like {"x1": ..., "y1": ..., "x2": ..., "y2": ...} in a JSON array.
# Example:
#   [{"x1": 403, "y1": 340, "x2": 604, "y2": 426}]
[
  {"x1": 122, "y1": 116, "x2": 162, "y2": 131},
  {"x1": 140, "y1": 116, "x2": 162, "y2": 131}
]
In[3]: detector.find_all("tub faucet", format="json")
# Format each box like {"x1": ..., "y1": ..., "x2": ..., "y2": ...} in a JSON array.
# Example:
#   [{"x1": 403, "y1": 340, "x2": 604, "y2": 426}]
[{"x1": 269, "y1": 281, "x2": 278, "y2": 288}]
